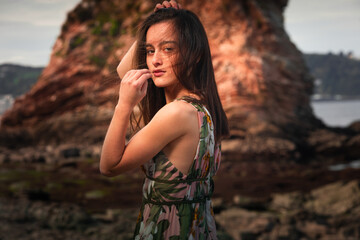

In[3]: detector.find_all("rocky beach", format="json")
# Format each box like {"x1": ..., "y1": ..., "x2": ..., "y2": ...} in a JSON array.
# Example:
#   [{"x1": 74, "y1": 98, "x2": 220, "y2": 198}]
[
  {"x1": 1, "y1": 144, "x2": 360, "y2": 239},
  {"x1": 1, "y1": 0, "x2": 360, "y2": 239}
]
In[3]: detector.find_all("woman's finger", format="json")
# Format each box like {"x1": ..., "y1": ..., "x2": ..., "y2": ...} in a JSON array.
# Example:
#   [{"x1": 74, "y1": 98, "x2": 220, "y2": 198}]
[
  {"x1": 155, "y1": 1, "x2": 181, "y2": 12},
  {"x1": 133, "y1": 69, "x2": 151, "y2": 83},
  {"x1": 154, "y1": 3, "x2": 163, "y2": 11},
  {"x1": 127, "y1": 69, "x2": 149, "y2": 81},
  {"x1": 162, "y1": 1, "x2": 171, "y2": 8},
  {"x1": 140, "y1": 78, "x2": 149, "y2": 94},
  {"x1": 136, "y1": 72, "x2": 152, "y2": 85},
  {"x1": 169, "y1": 0, "x2": 179, "y2": 9},
  {"x1": 122, "y1": 69, "x2": 132, "y2": 80}
]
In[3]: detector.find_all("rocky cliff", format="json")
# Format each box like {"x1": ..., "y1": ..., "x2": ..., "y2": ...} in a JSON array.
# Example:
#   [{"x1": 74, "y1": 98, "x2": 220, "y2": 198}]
[{"x1": 0, "y1": 0, "x2": 359, "y2": 162}]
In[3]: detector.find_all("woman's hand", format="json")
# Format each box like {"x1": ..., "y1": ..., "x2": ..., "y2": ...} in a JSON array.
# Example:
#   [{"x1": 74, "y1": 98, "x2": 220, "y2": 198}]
[
  {"x1": 118, "y1": 69, "x2": 151, "y2": 109},
  {"x1": 155, "y1": 0, "x2": 182, "y2": 11}
]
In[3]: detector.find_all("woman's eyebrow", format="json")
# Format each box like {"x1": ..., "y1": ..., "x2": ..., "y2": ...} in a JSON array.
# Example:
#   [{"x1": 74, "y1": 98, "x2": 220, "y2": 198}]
[
  {"x1": 145, "y1": 41, "x2": 178, "y2": 48},
  {"x1": 159, "y1": 41, "x2": 177, "y2": 46}
]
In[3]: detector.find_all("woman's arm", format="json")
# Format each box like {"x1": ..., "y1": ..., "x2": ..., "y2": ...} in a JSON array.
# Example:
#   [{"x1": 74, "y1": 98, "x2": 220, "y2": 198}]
[
  {"x1": 100, "y1": 69, "x2": 150, "y2": 176},
  {"x1": 117, "y1": 41, "x2": 137, "y2": 79},
  {"x1": 100, "y1": 99, "x2": 193, "y2": 176},
  {"x1": 100, "y1": 68, "x2": 193, "y2": 176}
]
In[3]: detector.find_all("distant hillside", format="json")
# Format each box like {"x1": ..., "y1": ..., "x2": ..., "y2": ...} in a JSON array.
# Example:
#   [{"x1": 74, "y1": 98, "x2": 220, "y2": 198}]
[
  {"x1": 304, "y1": 53, "x2": 360, "y2": 99},
  {"x1": 0, "y1": 64, "x2": 44, "y2": 97}
]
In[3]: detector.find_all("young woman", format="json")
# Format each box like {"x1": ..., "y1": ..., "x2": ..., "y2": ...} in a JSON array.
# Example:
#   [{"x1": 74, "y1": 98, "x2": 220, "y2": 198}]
[{"x1": 100, "y1": 1, "x2": 229, "y2": 238}]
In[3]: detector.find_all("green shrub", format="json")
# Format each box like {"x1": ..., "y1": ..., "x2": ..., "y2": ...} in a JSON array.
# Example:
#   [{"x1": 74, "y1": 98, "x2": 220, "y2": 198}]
[
  {"x1": 70, "y1": 35, "x2": 86, "y2": 49},
  {"x1": 89, "y1": 55, "x2": 106, "y2": 68}
]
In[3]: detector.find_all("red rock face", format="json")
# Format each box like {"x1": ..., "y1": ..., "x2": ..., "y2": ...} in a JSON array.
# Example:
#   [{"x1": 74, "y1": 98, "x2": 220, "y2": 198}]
[{"x1": 1, "y1": 0, "x2": 358, "y2": 161}]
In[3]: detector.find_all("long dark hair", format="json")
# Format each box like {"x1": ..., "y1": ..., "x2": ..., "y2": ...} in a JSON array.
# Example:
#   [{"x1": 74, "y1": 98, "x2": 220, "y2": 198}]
[{"x1": 132, "y1": 8, "x2": 229, "y2": 143}]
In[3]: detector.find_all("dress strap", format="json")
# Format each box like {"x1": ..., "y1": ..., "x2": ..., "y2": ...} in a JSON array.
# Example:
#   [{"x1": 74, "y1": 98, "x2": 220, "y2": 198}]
[{"x1": 174, "y1": 96, "x2": 206, "y2": 113}]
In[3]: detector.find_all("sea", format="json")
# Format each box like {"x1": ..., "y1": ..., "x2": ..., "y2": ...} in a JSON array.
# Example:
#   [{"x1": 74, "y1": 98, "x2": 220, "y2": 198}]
[{"x1": 311, "y1": 99, "x2": 360, "y2": 127}]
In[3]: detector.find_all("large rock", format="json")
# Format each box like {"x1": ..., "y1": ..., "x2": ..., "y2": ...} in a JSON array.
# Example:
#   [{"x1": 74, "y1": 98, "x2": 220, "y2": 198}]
[
  {"x1": 215, "y1": 208, "x2": 277, "y2": 240},
  {"x1": 304, "y1": 180, "x2": 360, "y2": 216}
]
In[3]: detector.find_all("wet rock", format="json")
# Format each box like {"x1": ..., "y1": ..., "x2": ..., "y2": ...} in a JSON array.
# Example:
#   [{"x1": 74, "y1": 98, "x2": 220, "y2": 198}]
[
  {"x1": 308, "y1": 129, "x2": 348, "y2": 153},
  {"x1": 0, "y1": 199, "x2": 92, "y2": 229},
  {"x1": 270, "y1": 191, "x2": 305, "y2": 212},
  {"x1": 61, "y1": 147, "x2": 80, "y2": 158},
  {"x1": 221, "y1": 137, "x2": 297, "y2": 162},
  {"x1": 305, "y1": 180, "x2": 360, "y2": 216},
  {"x1": 216, "y1": 180, "x2": 360, "y2": 240},
  {"x1": 215, "y1": 208, "x2": 277, "y2": 240},
  {"x1": 233, "y1": 194, "x2": 268, "y2": 211},
  {"x1": 349, "y1": 120, "x2": 360, "y2": 132},
  {"x1": 0, "y1": 198, "x2": 138, "y2": 240}
]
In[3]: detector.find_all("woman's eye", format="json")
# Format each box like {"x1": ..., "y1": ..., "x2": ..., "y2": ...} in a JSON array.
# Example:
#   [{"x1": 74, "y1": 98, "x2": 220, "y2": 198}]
[
  {"x1": 146, "y1": 49, "x2": 154, "y2": 55},
  {"x1": 164, "y1": 47, "x2": 173, "y2": 52}
]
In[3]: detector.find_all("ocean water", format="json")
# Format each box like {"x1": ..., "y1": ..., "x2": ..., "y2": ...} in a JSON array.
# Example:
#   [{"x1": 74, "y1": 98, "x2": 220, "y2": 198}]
[{"x1": 311, "y1": 99, "x2": 360, "y2": 127}]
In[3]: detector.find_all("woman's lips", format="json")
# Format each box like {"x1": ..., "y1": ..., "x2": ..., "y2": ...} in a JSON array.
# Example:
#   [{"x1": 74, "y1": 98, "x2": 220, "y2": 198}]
[{"x1": 153, "y1": 70, "x2": 165, "y2": 77}]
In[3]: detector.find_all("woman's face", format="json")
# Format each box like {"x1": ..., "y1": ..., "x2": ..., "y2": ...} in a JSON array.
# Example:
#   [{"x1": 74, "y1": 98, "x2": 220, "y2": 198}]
[{"x1": 146, "y1": 21, "x2": 179, "y2": 89}]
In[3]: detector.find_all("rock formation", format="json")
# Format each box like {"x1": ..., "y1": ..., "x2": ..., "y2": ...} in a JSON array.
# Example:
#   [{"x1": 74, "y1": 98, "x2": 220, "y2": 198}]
[{"x1": 0, "y1": 0, "x2": 359, "y2": 162}]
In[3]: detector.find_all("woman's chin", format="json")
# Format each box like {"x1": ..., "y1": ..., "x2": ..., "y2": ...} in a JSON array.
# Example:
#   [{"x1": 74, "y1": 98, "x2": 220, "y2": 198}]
[{"x1": 152, "y1": 79, "x2": 167, "y2": 88}]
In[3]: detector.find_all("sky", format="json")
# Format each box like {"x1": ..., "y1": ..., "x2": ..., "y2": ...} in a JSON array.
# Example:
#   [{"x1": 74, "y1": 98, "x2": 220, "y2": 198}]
[
  {"x1": 284, "y1": 0, "x2": 360, "y2": 57},
  {"x1": 0, "y1": 0, "x2": 359, "y2": 67}
]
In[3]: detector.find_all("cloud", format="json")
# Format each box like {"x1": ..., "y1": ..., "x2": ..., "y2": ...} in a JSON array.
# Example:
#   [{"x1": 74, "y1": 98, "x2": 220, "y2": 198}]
[
  {"x1": 285, "y1": 0, "x2": 360, "y2": 24},
  {"x1": 34, "y1": 0, "x2": 70, "y2": 3},
  {"x1": 0, "y1": 0, "x2": 79, "y2": 27},
  {"x1": 0, "y1": 0, "x2": 79, "y2": 65},
  {"x1": 284, "y1": 0, "x2": 360, "y2": 55},
  {"x1": 0, "y1": 48, "x2": 50, "y2": 67}
]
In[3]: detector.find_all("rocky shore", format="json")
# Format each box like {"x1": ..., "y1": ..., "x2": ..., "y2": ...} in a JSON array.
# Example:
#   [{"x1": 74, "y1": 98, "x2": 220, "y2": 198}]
[
  {"x1": 1, "y1": 145, "x2": 359, "y2": 240},
  {"x1": 215, "y1": 180, "x2": 360, "y2": 240}
]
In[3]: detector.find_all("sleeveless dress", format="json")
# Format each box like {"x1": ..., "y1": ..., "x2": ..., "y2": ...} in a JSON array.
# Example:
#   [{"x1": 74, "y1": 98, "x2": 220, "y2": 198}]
[{"x1": 133, "y1": 99, "x2": 221, "y2": 240}]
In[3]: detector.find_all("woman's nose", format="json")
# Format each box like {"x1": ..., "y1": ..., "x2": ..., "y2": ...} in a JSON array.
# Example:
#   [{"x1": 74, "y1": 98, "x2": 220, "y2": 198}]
[{"x1": 152, "y1": 51, "x2": 162, "y2": 67}]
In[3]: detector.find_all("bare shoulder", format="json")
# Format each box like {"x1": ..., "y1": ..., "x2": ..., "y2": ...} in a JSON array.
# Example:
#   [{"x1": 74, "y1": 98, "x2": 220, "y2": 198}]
[
  {"x1": 137, "y1": 100, "x2": 198, "y2": 146},
  {"x1": 153, "y1": 100, "x2": 198, "y2": 124}
]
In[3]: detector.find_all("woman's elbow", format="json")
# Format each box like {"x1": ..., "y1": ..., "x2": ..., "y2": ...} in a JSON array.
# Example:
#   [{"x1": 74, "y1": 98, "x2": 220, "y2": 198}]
[
  {"x1": 99, "y1": 165, "x2": 114, "y2": 177},
  {"x1": 99, "y1": 161, "x2": 125, "y2": 177},
  {"x1": 99, "y1": 160, "x2": 117, "y2": 177},
  {"x1": 116, "y1": 63, "x2": 127, "y2": 79}
]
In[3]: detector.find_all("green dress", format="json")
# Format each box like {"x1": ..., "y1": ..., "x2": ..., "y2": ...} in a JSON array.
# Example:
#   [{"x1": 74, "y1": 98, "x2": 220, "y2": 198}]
[{"x1": 134, "y1": 98, "x2": 221, "y2": 239}]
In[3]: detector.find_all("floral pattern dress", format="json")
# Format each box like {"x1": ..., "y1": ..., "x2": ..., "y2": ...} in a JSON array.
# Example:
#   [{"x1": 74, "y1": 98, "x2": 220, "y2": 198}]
[{"x1": 134, "y1": 98, "x2": 221, "y2": 240}]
